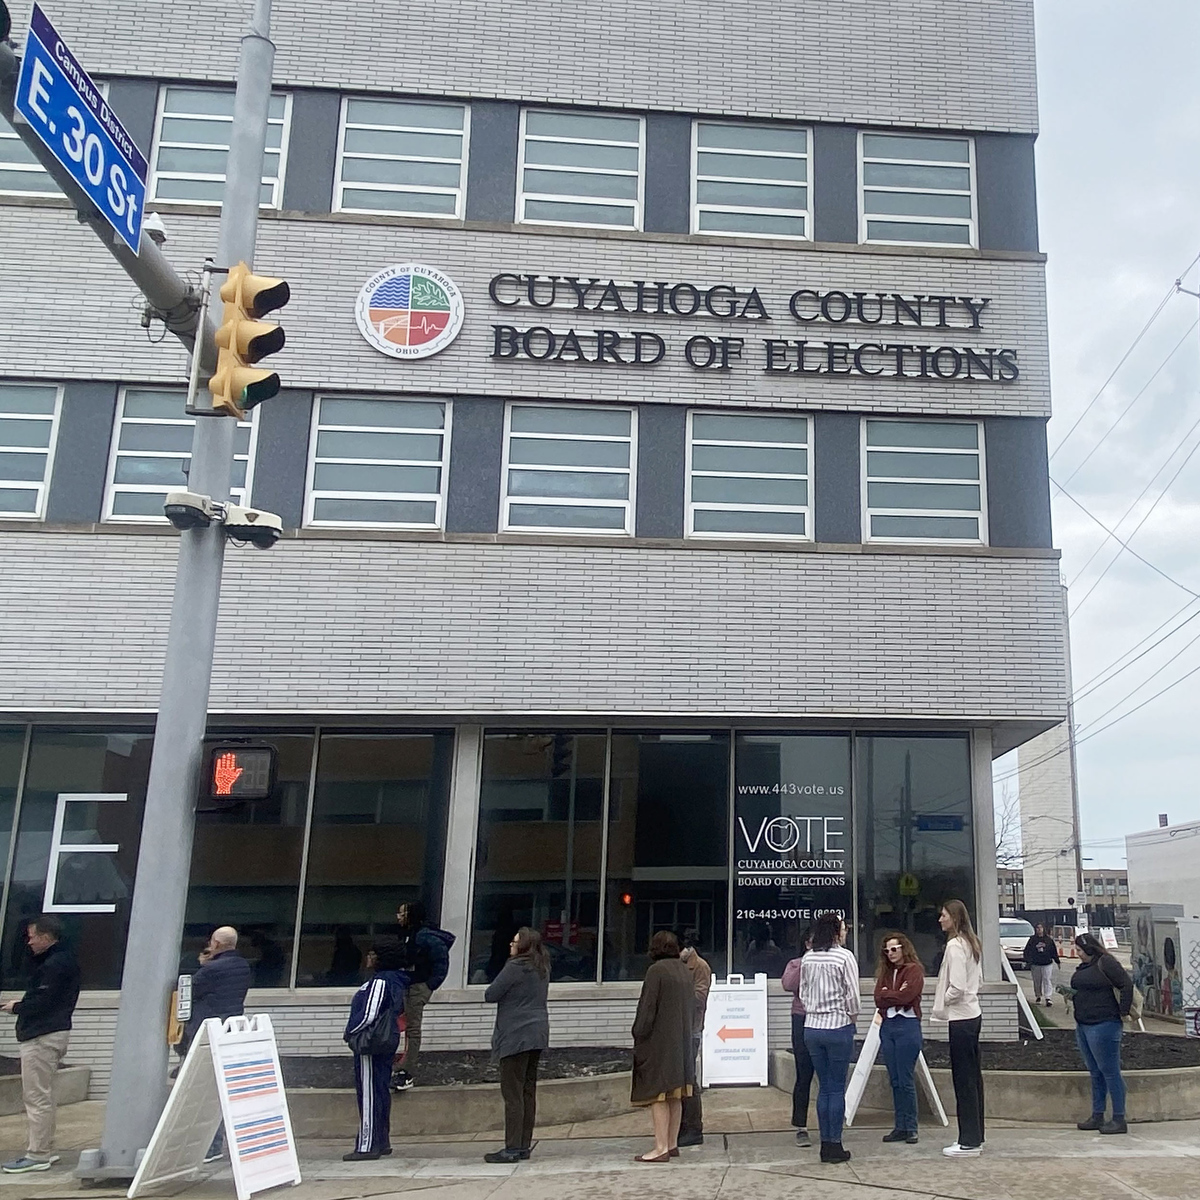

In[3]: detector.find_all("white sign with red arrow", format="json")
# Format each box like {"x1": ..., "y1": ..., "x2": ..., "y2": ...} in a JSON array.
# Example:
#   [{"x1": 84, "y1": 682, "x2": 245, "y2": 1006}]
[{"x1": 701, "y1": 973, "x2": 770, "y2": 1087}]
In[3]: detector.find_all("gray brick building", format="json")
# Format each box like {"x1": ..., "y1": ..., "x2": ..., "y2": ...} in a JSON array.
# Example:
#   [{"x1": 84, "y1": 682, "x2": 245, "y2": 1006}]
[{"x1": 0, "y1": 0, "x2": 1062, "y2": 1089}]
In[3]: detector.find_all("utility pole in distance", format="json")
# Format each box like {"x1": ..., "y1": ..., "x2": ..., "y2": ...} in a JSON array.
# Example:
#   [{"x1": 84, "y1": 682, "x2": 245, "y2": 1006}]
[{"x1": 76, "y1": 0, "x2": 276, "y2": 1180}]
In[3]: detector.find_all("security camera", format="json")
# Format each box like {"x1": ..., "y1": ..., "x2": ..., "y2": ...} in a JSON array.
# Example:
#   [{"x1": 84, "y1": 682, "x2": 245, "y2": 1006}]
[
  {"x1": 222, "y1": 504, "x2": 283, "y2": 550},
  {"x1": 143, "y1": 212, "x2": 169, "y2": 246},
  {"x1": 164, "y1": 490, "x2": 216, "y2": 530}
]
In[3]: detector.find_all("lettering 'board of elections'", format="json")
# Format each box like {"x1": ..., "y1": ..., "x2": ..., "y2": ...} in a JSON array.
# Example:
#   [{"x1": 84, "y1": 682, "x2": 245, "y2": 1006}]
[
  {"x1": 702, "y1": 973, "x2": 770, "y2": 1086},
  {"x1": 128, "y1": 1014, "x2": 300, "y2": 1200}
]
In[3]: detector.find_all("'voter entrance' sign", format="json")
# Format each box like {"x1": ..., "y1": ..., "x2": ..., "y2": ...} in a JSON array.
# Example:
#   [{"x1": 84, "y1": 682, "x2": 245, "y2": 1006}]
[{"x1": 701, "y1": 973, "x2": 769, "y2": 1087}]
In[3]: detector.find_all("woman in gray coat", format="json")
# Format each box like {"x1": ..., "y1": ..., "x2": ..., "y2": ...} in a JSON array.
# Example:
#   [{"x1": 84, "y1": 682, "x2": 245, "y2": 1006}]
[
  {"x1": 631, "y1": 930, "x2": 695, "y2": 1163},
  {"x1": 482, "y1": 927, "x2": 550, "y2": 1164}
]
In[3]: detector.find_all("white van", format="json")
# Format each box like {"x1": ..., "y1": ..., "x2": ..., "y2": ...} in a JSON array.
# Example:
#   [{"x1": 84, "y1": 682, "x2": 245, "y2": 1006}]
[{"x1": 999, "y1": 917, "x2": 1035, "y2": 968}]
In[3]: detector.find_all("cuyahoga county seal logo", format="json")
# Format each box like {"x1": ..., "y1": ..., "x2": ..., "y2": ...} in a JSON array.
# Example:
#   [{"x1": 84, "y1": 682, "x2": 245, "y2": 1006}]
[{"x1": 355, "y1": 264, "x2": 464, "y2": 359}]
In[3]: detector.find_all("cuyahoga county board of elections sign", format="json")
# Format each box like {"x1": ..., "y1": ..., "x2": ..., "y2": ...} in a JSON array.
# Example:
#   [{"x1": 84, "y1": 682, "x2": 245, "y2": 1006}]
[{"x1": 356, "y1": 264, "x2": 465, "y2": 359}]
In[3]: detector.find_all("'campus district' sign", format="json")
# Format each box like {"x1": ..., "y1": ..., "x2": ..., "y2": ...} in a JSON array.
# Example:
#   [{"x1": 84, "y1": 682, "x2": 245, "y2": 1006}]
[{"x1": 14, "y1": 4, "x2": 147, "y2": 251}]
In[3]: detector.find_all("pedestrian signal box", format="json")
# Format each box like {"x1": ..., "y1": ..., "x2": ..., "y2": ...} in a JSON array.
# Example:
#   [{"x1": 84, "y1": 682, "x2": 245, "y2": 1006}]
[{"x1": 206, "y1": 744, "x2": 276, "y2": 801}]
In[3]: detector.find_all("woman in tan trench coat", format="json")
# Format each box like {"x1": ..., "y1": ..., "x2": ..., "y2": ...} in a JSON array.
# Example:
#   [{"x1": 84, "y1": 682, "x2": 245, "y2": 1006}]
[{"x1": 631, "y1": 930, "x2": 695, "y2": 1163}]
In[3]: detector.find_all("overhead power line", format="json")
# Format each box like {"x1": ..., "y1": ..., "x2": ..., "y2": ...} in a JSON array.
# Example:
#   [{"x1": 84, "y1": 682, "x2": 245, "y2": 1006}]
[
  {"x1": 1049, "y1": 250, "x2": 1200, "y2": 460},
  {"x1": 1062, "y1": 318, "x2": 1199, "y2": 486}
]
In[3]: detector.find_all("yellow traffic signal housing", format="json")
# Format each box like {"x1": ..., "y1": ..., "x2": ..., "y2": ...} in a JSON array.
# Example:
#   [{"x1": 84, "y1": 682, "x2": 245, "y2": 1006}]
[{"x1": 207, "y1": 261, "x2": 291, "y2": 419}]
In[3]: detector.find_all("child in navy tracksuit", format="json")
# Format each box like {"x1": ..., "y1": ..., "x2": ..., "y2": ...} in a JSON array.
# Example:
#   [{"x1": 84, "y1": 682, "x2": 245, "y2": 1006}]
[{"x1": 343, "y1": 938, "x2": 409, "y2": 1161}]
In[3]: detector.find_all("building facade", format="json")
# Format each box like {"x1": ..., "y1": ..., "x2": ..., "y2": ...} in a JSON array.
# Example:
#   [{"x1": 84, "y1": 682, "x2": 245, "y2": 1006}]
[{"x1": 0, "y1": 0, "x2": 1063, "y2": 1090}]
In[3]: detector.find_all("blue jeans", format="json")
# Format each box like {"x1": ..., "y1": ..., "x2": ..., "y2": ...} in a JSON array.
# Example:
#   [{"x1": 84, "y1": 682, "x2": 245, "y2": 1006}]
[
  {"x1": 803, "y1": 1024, "x2": 854, "y2": 1143},
  {"x1": 879, "y1": 1015, "x2": 922, "y2": 1132},
  {"x1": 1076, "y1": 1020, "x2": 1126, "y2": 1117}
]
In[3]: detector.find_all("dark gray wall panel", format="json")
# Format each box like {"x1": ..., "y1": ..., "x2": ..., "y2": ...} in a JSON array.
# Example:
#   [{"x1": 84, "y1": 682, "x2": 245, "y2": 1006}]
[
  {"x1": 813, "y1": 411, "x2": 860, "y2": 542},
  {"x1": 644, "y1": 112, "x2": 692, "y2": 234},
  {"x1": 104, "y1": 80, "x2": 158, "y2": 167},
  {"x1": 250, "y1": 390, "x2": 312, "y2": 530},
  {"x1": 812, "y1": 124, "x2": 858, "y2": 244},
  {"x1": 446, "y1": 397, "x2": 504, "y2": 533},
  {"x1": 281, "y1": 91, "x2": 340, "y2": 213},
  {"x1": 636, "y1": 404, "x2": 685, "y2": 538},
  {"x1": 976, "y1": 133, "x2": 1039, "y2": 253},
  {"x1": 45, "y1": 381, "x2": 118, "y2": 523},
  {"x1": 984, "y1": 416, "x2": 1052, "y2": 548},
  {"x1": 465, "y1": 102, "x2": 519, "y2": 223}
]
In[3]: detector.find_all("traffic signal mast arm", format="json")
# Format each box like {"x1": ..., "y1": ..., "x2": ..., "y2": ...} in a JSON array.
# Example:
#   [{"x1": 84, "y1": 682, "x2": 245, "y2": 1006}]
[{"x1": 207, "y1": 261, "x2": 291, "y2": 419}]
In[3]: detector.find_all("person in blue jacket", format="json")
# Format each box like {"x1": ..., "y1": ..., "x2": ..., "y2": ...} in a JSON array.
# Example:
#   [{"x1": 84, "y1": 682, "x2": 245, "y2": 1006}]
[
  {"x1": 391, "y1": 902, "x2": 455, "y2": 1091},
  {"x1": 343, "y1": 938, "x2": 408, "y2": 1162}
]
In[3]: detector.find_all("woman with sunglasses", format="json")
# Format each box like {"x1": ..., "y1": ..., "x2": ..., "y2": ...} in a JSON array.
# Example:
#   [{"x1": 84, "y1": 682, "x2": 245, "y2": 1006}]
[{"x1": 873, "y1": 933, "x2": 925, "y2": 1145}]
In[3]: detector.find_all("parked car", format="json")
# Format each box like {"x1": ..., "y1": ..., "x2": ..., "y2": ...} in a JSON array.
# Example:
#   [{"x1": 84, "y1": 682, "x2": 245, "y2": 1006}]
[{"x1": 1000, "y1": 917, "x2": 1035, "y2": 968}]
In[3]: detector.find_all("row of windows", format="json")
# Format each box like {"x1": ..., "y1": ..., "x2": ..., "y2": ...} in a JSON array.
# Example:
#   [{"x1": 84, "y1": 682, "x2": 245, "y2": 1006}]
[
  {"x1": 1, "y1": 87, "x2": 977, "y2": 248},
  {"x1": 1, "y1": 384, "x2": 988, "y2": 544}
]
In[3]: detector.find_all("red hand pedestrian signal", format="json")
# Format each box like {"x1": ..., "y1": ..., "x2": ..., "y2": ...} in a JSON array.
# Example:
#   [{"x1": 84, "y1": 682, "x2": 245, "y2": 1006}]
[{"x1": 213, "y1": 752, "x2": 243, "y2": 796}]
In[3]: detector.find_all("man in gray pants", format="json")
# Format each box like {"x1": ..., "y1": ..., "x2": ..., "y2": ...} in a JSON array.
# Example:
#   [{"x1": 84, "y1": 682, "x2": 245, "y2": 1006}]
[{"x1": 0, "y1": 916, "x2": 80, "y2": 1174}]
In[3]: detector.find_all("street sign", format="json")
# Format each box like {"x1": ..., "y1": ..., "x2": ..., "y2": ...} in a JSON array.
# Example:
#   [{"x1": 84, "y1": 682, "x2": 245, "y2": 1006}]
[
  {"x1": 701, "y1": 973, "x2": 769, "y2": 1087},
  {"x1": 14, "y1": 4, "x2": 147, "y2": 250},
  {"x1": 915, "y1": 814, "x2": 964, "y2": 832},
  {"x1": 898, "y1": 872, "x2": 920, "y2": 897}
]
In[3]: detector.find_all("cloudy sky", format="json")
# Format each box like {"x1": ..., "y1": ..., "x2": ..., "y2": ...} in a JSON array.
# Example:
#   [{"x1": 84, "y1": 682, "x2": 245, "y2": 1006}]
[{"x1": 996, "y1": 1, "x2": 1200, "y2": 867}]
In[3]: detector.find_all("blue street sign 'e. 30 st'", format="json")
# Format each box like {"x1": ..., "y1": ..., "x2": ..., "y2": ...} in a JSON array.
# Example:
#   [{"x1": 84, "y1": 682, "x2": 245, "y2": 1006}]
[{"x1": 14, "y1": 4, "x2": 147, "y2": 251}]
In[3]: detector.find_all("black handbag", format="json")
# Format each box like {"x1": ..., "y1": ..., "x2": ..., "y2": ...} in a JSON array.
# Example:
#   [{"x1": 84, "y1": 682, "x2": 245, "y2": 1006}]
[{"x1": 345, "y1": 997, "x2": 401, "y2": 1056}]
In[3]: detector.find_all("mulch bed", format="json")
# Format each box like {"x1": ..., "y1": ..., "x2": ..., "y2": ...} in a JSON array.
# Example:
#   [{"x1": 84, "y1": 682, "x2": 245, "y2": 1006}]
[
  {"x1": 915, "y1": 1029, "x2": 1200, "y2": 1072},
  {"x1": 281, "y1": 1047, "x2": 632, "y2": 1089}
]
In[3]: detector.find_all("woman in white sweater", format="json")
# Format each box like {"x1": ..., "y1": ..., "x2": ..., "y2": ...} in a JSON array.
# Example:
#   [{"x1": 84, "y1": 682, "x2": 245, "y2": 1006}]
[{"x1": 932, "y1": 899, "x2": 983, "y2": 1158}]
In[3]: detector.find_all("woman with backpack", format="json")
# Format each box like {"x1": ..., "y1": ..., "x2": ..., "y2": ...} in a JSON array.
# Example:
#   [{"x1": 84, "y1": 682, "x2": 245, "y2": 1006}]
[
  {"x1": 342, "y1": 937, "x2": 409, "y2": 1162},
  {"x1": 482, "y1": 927, "x2": 551, "y2": 1164},
  {"x1": 1062, "y1": 931, "x2": 1134, "y2": 1135}
]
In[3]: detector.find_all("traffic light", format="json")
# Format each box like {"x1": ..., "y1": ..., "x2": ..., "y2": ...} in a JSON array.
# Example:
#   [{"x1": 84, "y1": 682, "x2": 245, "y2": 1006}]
[{"x1": 207, "y1": 261, "x2": 290, "y2": 419}]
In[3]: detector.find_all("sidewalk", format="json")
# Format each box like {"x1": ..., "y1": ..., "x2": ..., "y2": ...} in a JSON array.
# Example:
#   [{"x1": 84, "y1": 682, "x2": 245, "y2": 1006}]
[
  {"x1": 5, "y1": 1092, "x2": 1200, "y2": 1200},
  {"x1": 1016, "y1": 964, "x2": 1185, "y2": 1036}
]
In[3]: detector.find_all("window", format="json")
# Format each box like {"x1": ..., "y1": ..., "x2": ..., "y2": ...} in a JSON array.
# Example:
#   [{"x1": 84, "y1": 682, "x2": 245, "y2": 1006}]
[
  {"x1": 470, "y1": 733, "x2": 605, "y2": 984},
  {"x1": 502, "y1": 404, "x2": 635, "y2": 534},
  {"x1": 0, "y1": 116, "x2": 57, "y2": 196},
  {"x1": 150, "y1": 87, "x2": 290, "y2": 206},
  {"x1": 863, "y1": 419, "x2": 986, "y2": 543},
  {"x1": 518, "y1": 109, "x2": 643, "y2": 229},
  {"x1": 306, "y1": 396, "x2": 449, "y2": 528},
  {"x1": 105, "y1": 389, "x2": 254, "y2": 522},
  {"x1": 335, "y1": 98, "x2": 467, "y2": 217},
  {"x1": 859, "y1": 132, "x2": 975, "y2": 247},
  {"x1": 856, "y1": 735, "x2": 975, "y2": 970},
  {"x1": 692, "y1": 121, "x2": 810, "y2": 239},
  {"x1": 294, "y1": 732, "x2": 454, "y2": 987},
  {"x1": 687, "y1": 411, "x2": 809, "y2": 539},
  {"x1": 0, "y1": 383, "x2": 61, "y2": 519}
]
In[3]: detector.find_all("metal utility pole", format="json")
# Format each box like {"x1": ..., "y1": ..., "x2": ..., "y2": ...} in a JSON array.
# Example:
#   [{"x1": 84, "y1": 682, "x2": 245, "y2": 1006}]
[{"x1": 77, "y1": 0, "x2": 275, "y2": 1179}]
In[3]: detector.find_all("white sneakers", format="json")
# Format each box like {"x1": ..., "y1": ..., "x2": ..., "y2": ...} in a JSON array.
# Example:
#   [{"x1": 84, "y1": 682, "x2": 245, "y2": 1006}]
[{"x1": 942, "y1": 1143, "x2": 982, "y2": 1158}]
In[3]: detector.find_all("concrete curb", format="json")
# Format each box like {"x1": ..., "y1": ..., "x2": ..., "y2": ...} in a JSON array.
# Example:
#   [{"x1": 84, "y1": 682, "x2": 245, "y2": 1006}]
[
  {"x1": 0, "y1": 1066, "x2": 90, "y2": 1115},
  {"x1": 288, "y1": 1071, "x2": 633, "y2": 1138},
  {"x1": 769, "y1": 1050, "x2": 1200, "y2": 1123}
]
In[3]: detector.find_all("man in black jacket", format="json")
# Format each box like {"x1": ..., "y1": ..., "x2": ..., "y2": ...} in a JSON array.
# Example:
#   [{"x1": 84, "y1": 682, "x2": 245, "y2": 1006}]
[
  {"x1": 1022, "y1": 923, "x2": 1061, "y2": 1007},
  {"x1": 181, "y1": 926, "x2": 252, "y2": 1055},
  {"x1": 391, "y1": 902, "x2": 454, "y2": 1091},
  {"x1": 181, "y1": 926, "x2": 251, "y2": 1163},
  {"x1": 0, "y1": 915, "x2": 80, "y2": 1174}
]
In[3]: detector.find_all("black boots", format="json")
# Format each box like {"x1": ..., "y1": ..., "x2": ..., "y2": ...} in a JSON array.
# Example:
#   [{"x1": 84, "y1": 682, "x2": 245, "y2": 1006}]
[
  {"x1": 1076, "y1": 1113, "x2": 1104, "y2": 1130},
  {"x1": 1100, "y1": 1117, "x2": 1128, "y2": 1135},
  {"x1": 819, "y1": 1141, "x2": 851, "y2": 1163}
]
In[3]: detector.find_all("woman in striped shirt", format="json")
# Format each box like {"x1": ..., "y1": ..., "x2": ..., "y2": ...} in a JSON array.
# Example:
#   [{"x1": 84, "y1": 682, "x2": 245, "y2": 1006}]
[{"x1": 798, "y1": 912, "x2": 860, "y2": 1164}]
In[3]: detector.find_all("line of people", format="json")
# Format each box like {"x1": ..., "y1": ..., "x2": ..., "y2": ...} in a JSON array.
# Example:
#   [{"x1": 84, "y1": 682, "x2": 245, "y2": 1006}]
[{"x1": 781, "y1": 902, "x2": 987, "y2": 1160}]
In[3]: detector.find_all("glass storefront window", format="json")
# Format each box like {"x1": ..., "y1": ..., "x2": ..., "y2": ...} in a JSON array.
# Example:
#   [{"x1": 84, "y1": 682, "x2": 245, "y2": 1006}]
[
  {"x1": 2, "y1": 729, "x2": 152, "y2": 990},
  {"x1": 603, "y1": 733, "x2": 729, "y2": 981},
  {"x1": 295, "y1": 732, "x2": 453, "y2": 986},
  {"x1": 183, "y1": 734, "x2": 314, "y2": 987},
  {"x1": 470, "y1": 733, "x2": 604, "y2": 984},
  {"x1": 856, "y1": 735, "x2": 975, "y2": 973},
  {"x1": 733, "y1": 734, "x2": 852, "y2": 976}
]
